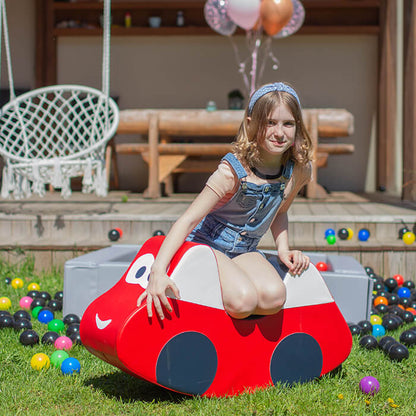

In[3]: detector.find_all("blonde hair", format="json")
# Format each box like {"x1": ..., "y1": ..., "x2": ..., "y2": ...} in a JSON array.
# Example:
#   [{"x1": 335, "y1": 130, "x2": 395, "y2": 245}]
[{"x1": 233, "y1": 85, "x2": 313, "y2": 167}]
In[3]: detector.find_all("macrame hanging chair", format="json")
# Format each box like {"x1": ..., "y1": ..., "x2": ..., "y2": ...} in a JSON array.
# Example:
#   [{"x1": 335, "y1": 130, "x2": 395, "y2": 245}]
[{"x1": 0, "y1": 0, "x2": 119, "y2": 199}]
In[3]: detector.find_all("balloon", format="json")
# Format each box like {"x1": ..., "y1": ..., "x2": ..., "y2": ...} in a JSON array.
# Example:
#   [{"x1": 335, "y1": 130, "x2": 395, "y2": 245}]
[
  {"x1": 274, "y1": 0, "x2": 305, "y2": 39},
  {"x1": 227, "y1": 0, "x2": 261, "y2": 31},
  {"x1": 260, "y1": 0, "x2": 294, "y2": 36},
  {"x1": 204, "y1": 0, "x2": 237, "y2": 36}
]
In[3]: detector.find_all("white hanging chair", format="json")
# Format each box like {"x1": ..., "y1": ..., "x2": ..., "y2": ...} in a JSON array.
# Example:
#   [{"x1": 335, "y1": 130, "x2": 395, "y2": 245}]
[{"x1": 0, "y1": 0, "x2": 119, "y2": 199}]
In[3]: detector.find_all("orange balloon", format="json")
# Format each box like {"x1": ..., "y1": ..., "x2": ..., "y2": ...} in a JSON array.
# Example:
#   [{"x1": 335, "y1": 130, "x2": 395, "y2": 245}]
[{"x1": 260, "y1": 0, "x2": 294, "y2": 36}]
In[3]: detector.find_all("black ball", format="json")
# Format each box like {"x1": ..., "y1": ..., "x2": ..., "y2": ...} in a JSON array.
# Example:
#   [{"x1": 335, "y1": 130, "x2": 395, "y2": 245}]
[
  {"x1": 378, "y1": 335, "x2": 396, "y2": 349},
  {"x1": 365, "y1": 266, "x2": 374, "y2": 275},
  {"x1": 373, "y1": 282, "x2": 384, "y2": 292},
  {"x1": 388, "y1": 343, "x2": 409, "y2": 361},
  {"x1": 403, "y1": 310, "x2": 415, "y2": 323},
  {"x1": 399, "y1": 329, "x2": 416, "y2": 346},
  {"x1": 359, "y1": 335, "x2": 378, "y2": 350},
  {"x1": 384, "y1": 278, "x2": 398, "y2": 292},
  {"x1": 348, "y1": 324, "x2": 361, "y2": 336},
  {"x1": 399, "y1": 227, "x2": 410, "y2": 239},
  {"x1": 38, "y1": 291, "x2": 52, "y2": 302},
  {"x1": 403, "y1": 280, "x2": 416, "y2": 290},
  {"x1": 63, "y1": 314, "x2": 80, "y2": 326},
  {"x1": 357, "y1": 320, "x2": 373, "y2": 335},
  {"x1": 48, "y1": 299, "x2": 62, "y2": 312},
  {"x1": 54, "y1": 291, "x2": 64, "y2": 301},
  {"x1": 152, "y1": 230, "x2": 165, "y2": 236},
  {"x1": 4, "y1": 277, "x2": 11, "y2": 285},
  {"x1": 108, "y1": 229, "x2": 120, "y2": 242},
  {"x1": 66, "y1": 323, "x2": 80, "y2": 337},
  {"x1": 382, "y1": 315, "x2": 399, "y2": 330},
  {"x1": 0, "y1": 310, "x2": 11, "y2": 317},
  {"x1": 19, "y1": 329, "x2": 39, "y2": 346},
  {"x1": 337, "y1": 228, "x2": 349, "y2": 240},
  {"x1": 13, "y1": 318, "x2": 32, "y2": 332},
  {"x1": 69, "y1": 332, "x2": 82, "y2": 345},
  {"x1": 27, "y1": 290, "x2": 40, "y2": 299},
  {"x1": 388, "y1": 294, "x2": 399, "y2": 305},
  {"x1": 382, "y1": 339, "x2": 399, "y2": 354},
  {"x1": 375, "y1": 304, "x2": 388, "y2": 314},
  {"x1": 30, "y1": 298, "x2": 46, "y2": 310},
  {"x1": 41, "y1": 331, "x2": 60, "y2": 345},
  {"x1": 0, "y1": 315, "x2": 14, "y2": 328},
  {"x1": 13, "y1": 310, "x2": 31, "y2": 321}
]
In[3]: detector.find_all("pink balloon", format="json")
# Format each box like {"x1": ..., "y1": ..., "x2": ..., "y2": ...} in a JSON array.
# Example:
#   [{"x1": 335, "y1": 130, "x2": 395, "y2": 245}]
[
  {"x1": 204, "y1": 0, "x2": 237, "y2": 36},
  {"x1": 227, "y1": 0, "x2": 261, "y2": 31},
  {"x1": 273, "y1": 0, "x2": 305, "y2": 39}
]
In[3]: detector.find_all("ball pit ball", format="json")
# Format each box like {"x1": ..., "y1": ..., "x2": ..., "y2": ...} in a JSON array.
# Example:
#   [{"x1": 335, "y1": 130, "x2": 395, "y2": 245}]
[
  {"x1": 370, "y1": 314, "x2": 382, "y2": 326},
  {"x1": 399, "y1": 226, "x2": 410, "y2": 239},
  {"x1": 4, "y1": 277, "x2": 11, "y2": 285},
  {"x1": 358, "y1": 228, "x2": 370, "y2": 242},
  {"x1": 0, "y1": 314, "x2": 14, "y2": 328},
  {"x1": 348, "y1": 324, "x2": 361, "y2": 336},
  {"x1": 54, "y1": 336, "x2": 73, "y2": 351},
  {"x1": 403, "y1": 280, "x2": 416, "y2": 290},
  {"x1": 357, "y1": 320, "x2": 373, "y2": 335},
  {"x1": 392, "y1": 274, "x2": 405, "y2": 286},
  {"x1": 30, "y1": 353, "x2": 50, "y2": 371},
  {"x1": 19, "y1": 329, "x2": 40, "y2": 346},
  {"x1": 61, "y1": 357, "x2": 81, "y2": 375},
  {"x1": 48, "y1": 319, "x2": 65, "y2": 333},
  {"x1": 108, "y1": 228, "x2": 121, "y2": 242},
  {"x1": 69, "y1": 332, "x2": 82, "y2": 345},
  {"x1": 378, "y1": 335, "x2": 397, "y2": 350},
  {"x1": 38, "y1": 291, "x2": 52, "y2": 302},
  {"x1": 13, "y1": 318, "x2": 32, "y2": 332},
  {"x1": 315, "y1": 261, "x2": 328, "y2": 272},
  {"x1": 324, "y1": 228, "x2": 336, "y2": 238},
  {"x1": 326, "y1": 235, "x2": 336, "y2": 245},
  {"x1": 388, "y1": 343, "x2": 409, "y2": 361},
  {"x1": 19, "y1": 296, "x2": 33, "y2": 310},
  {"x1": 30, "y1": 298, "x2": 46, "y2": 310},
  {"x1": 359, "y1": 335, "x2": 378, "y2": 350},
  {"x1": 365, "y1": 266, "x2": 374, "y2": 275},
  {"x1": 31, "y1": 305, "x2": 43, "y2": 319},
  {"x1": 50, "y1": 350, "x2": 69, "y2": 369},
  {"x1": 346, "y1": 227, "x2": 354, "y2": 240},
  {"x1": 37, "y1": 309, "x2": 54, "y2": 324},
  {"x1": 374, "y1": 296, "x2": 388, "y2": 307},
  {"x1": 27, "y1": 282, "x2": 40, "y2": 291},
  {"x1": 27, "y1": 290, "x2": 40, "y2": 299},
  {"x1": 375, "y1": 304, "x2": 389, "y2": 314},
  {"x1": 338, "y1": 228, "x2": 349, "y2": 240},
  {"x1": 54, "y1": 291, "x2": 64, "y2": 301},
  {"x1": 63, "y1": 314, "x2": 80, "y2": 326},
  {"x1": 153, "y1": 229, "x2": 165, "y2": 236},
  {"x1": 384, "y1": 277, "x2": 398, "y2": 292},
  {"x1": 372, "y1": 324, "x2": 386, "y2": 338},
  {"x1": 13, "y1": 310, "x2": 31, "y2": 321},
  {"x1": 47, "y1": 299, "x2": 62, "y2": 312},
  {"x1": 402, "y1": 310, "x2": 415, "y2": 323},
  {"x1": 402, "y1": 231, "x2": 416, "y2": 245},
  {"x1": 399, "y1": 329, "x2": 416, "y2": 346},
  {"x1": 66, "y1": 323, "x2": 80, "y2": 337},
  {"x1": 42, "y1": 331, "x2": 60, "y2": 345},
  {"x1": 397, "y1": 287, "x2": 411, "y2": 299},
  {"x1": 359, "y1": 376, "x2": 380, "y2": 395},
  {"x1": 11, "y1": 278, "x2": 24, "y2": 289},
  {"x1": 0, "y1": 297, "x2": 12, "y2": 310}
]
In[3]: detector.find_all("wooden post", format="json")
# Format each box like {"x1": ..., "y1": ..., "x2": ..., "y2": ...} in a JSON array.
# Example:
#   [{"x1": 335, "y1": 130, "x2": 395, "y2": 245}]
[
  {"x1": 377, "y1": 0, "x2": 397, "y2": 193},
  {"x1": 146, "y1": 113, "x2": 160, "y2": 198},
  {"x1": 403, "y1": 0, "x2": 416, "y2": 200}
]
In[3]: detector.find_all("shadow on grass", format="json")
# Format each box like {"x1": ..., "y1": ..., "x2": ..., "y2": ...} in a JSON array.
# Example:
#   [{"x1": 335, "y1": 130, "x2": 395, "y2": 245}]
[{"x1": 84, "y1": 371, "x2": 191, "y2": 403}]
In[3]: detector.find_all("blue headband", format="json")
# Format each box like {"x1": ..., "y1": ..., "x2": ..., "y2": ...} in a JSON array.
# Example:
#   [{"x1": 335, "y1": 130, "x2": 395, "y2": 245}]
[{"x1": 248, "y1": 82, "x2": 301, "y2": 115}]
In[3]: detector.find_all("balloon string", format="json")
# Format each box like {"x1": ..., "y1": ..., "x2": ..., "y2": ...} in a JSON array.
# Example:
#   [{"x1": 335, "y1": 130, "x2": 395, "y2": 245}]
[
  {"x1": 258, "y1": 35, "x2": 271, "y2": 87},
  {"x1": 228, "y1": 35, "x2": 250, "y2": 96}
]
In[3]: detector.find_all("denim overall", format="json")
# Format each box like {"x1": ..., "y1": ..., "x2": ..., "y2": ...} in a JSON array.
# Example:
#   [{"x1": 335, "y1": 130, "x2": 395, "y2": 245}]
[{"x1": 186, "y1": 153, "x2": 294, "y2": 258}]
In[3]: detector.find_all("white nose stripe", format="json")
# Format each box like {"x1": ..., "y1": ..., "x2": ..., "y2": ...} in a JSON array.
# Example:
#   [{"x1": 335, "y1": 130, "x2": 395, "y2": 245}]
[{"x1": 95, "y1": 313, "x2": 112, "y2": 330}]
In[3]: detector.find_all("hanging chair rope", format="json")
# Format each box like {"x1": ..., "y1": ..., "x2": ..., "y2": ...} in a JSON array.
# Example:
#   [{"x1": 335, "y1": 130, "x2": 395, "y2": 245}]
[{"x1": 0, "y1": 0, "x2": 119, "y2": 199}]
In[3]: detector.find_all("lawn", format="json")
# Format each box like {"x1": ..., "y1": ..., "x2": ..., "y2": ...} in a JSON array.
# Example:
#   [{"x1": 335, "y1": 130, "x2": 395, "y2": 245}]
[{"x1": 1, "y1": 256, "x2": 416, "y2": 416}]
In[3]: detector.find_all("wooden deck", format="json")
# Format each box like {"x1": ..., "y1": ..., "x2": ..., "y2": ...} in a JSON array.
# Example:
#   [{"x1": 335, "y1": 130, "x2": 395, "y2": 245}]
[{"x1": 0, "y1": 191, "x2": 415, "y2": 277}]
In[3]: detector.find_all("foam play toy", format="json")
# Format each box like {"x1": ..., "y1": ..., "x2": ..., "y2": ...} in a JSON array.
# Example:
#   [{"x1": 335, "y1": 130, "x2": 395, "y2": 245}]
[{"x1": 80, "y1": 236, "x2": 352, "y2": 397}]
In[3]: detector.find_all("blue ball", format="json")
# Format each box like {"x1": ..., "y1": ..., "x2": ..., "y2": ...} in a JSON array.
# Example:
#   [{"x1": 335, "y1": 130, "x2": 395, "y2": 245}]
[
  {"x1": 61, "y1": 357, "x2": 81, "y2": 375},
  {"x1": 372, "y1": 324, "x2": 386, "y2": 338},
  {"x1": 325, "y1": 228, "x2": 336, "y2": 238},
  {"x1": 37, "y1": 309, "x2": 54, "y2": 324},
  {"x1": 358, "y1": 228, "x2": 370, "y2": 241},
  {"x1": 397, "y1": 287, "x2": 411, "y2": 298}
]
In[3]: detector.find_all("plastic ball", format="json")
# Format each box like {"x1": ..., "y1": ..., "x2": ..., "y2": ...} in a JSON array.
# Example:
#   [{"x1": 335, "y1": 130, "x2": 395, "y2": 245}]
[
  {"x1": 69, "y1": 332, "x2": 82, "y2": 345},
  {"x1": 359, "y1": 376, "x2": 380, "y2": 395},
  {"x1": 392, "y1": 274, "x2": 405, "y2": 286},
  {"x1": 38, "y1": 309, "x2": 54, "y2": 324},
  {"x1": 370, "y1": 314, "x2": 382, "y2": 325},
  {"x1": 19, "y1": 296, "x2": 33, "y2": 310},
  {"x1": 63, "y1": 314, "x2": 80, "y2": 326},
  {"x1": 4, "y1": 277, "x2": 11, "y2": 285},
  {"x1": 324, "y1": 228, "x2": 336, "y2": 238},
  {"x1": 47, "y1": 299, "x2": 62, "y2": 312},
  {"x1": 0, "y1": 297, "x2": 12, "y2": 310},
  {"x1": 384, "y1": 277, "x2": 398, "y2": 292},
  {"x1": 19, "y1": 329, "x2": 40, "y2": 346},
  {"x1": 42, "y1": 331, "x2": 60, "y2": 345},
  {"x1": 27, "y1": 282, "x2": 40, "y2": 291},
  {"x1": 358, "y1": 228, "x2": 370, "y2": 242},
  {"x1": 54, "y1": 291, "x2": 64, "y2": 301},
  {"x1": 66, "y1": 323, "x2": 80, "y2": 337},
  {"x1": 374, "y1": 296, "x2": 388, "y2": 307},
  {"x1": 397, "y1": 287, "x2": 411, "y2": 298},
  {"x1": 388, "y1": 343, "x2": 409, "y2": 361},
  {"x1": 48, "y1": 319, "x2": 65, "y2": 333},
  {"x1": 31, "y1": 306, "x2": 43, "y2": 319},
  {"x1": 11, "y1": 278, "x2": 24, "y2": 289},
  {"x1": 403, "y1": 280, "x2": 416, "y2": 290},
  {"x1": 30, "y1": 353, "x2": 50, "y2": 371},
  {"x1": 338, "y1": 228, "x2": 349, "y2": 240},
  {"x1": 375, "y1": 304, "x2": 389, "y2": 314},
  {"x1": 399, "y1": 227, "x2": 410, "y2": 239},
  {"x1": 54, "y1": 336, "x2": 73, "y2": 351},
  {"x1": 365, "y1": 266, "x2": 374, "y2": 275},
  {"x1": 358, "y1": 320, "x2": 373, "y2": 335},
  {"x1": 315, "y1": 261, "x2": 328, "y2": 272},
  {"x1": 359, "y1": 335, "x2": 378, "y2": 350},
  {"x1": 27, "y1": 290, "x2": 40, "y2": 299},
  {"x1": 38, "y1": 291, "x2": 52, "y2": 302},
  {"x1": 0, "y1": 314, "x2": 14, "y2": 328},
  {"x1": 153, "y1": 229, "x2": 165, "y2": 236},
  {"x1": 61, "y1": 357, "x2": 81, "y2": 375},
  {"x1": 372, "y1": 324, "x2": 386, "y2": 338},
  {"x1": 50, "y1": 350, "x2": 70, "y2": 368},
  {"x1": 108, "y1": 228, "x2": 121, "y2": 242},
  {"x1": 30, "y1": 298, "x2": 46, "y2": 310},
  {"x1": 402, "y1": 231, "x2": 416, "y2": 245},
  {"x1": 13, "y1": 310, "x2": 31, "y2": 321},
  {"x1": 378, "y1": 335, "x2": 396, "y2": 350},
  {"x1": 13, "y1": 318, "x2": 32, "y2": 332},
  {"x1": 326, "y1": 235, "x2": 336, "y2": 245},
  {"x1": 348, "y1": 324, "x2": 361, "y2": 336}
]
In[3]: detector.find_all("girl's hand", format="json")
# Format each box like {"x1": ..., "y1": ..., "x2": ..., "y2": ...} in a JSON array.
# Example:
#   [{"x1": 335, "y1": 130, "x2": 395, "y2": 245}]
[
  {"x1": 278, "y1": 250, "x2": 310, "y2": 276},
  {"x1": 137, "y1": 269, "x2": 180, "y2": 320}
]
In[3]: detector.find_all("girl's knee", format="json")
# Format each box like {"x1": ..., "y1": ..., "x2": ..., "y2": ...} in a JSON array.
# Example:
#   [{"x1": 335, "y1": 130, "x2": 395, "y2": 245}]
[
  {"x1": 258, "y1": 281, "x2": 286, "y2": 311},
  {"x1": 223, "y1": 285, "x2": 257, "y2": 319}
]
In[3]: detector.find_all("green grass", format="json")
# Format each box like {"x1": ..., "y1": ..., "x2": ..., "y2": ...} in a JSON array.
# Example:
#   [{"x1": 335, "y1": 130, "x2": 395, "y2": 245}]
[{"x1": 1, "y1": 256, "x2": 416, "y2": 416}]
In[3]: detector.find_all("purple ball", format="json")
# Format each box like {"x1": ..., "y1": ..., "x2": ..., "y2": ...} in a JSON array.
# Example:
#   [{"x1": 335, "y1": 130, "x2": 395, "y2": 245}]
[{"x1": 359, "y1": 376, "x2": 380, "y2": 395}]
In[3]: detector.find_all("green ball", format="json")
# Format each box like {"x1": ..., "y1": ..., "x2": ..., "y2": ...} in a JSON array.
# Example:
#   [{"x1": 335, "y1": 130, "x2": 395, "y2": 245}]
[
  {"x1": 48, "y1": 319, "x2": 65, "y2": 333},
  {"x1": 50, "y1": 350, "x2": 69, "y2": 369},
  {"x1": 31, "y1": 306, "x2": 43, "y2": 318},
  {"x1": 326, "y1": 235, "x2": 336, "y2": 245}
]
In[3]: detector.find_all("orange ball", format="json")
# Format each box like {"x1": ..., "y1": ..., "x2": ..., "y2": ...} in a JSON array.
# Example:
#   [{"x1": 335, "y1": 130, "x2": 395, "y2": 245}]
[
  {"x1": 373, "y1": 296, "x2": 388, "y2": 307},
  {"x1": 406, "y1": 307, "x2": 416, "y2": 315}
]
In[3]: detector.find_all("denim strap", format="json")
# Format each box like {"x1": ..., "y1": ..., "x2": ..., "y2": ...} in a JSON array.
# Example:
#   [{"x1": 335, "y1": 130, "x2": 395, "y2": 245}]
[{"x1": 222, "y1": 153, "x2": 247, "y2": 179}]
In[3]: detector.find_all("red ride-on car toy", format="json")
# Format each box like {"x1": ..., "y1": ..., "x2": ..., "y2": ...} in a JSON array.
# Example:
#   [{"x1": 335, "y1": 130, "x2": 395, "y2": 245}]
[{"x1": 80, "y1": 236, "x2": 352, "y2": 397}]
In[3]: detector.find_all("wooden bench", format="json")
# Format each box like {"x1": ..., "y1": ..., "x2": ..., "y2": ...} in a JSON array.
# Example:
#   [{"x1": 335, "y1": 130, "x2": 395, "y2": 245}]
[{"x1": 110, "y1": 109, "x2": 354, "y2": 198}]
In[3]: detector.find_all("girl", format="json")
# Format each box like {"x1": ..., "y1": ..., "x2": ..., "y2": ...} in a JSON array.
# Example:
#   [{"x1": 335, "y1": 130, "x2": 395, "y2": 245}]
[{"x1": 138, "y1": 82, "x2": 313, "y2": 320}]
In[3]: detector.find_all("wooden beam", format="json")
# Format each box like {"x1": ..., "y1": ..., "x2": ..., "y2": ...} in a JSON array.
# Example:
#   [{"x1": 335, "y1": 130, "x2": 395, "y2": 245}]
[
  {"x1": 403, "y1": 0, "x2": 416, "y2": 200},
  {"x1": 377, "y1": 0, "x2": 397, "y2": 193}
]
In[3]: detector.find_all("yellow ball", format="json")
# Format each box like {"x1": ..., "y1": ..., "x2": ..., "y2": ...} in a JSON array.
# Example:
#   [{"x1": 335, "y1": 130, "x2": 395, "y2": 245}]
[
  {"x1": 370, "y1": 314, "x2": 382, "y2": 325},
  {"x1": 347, "y1": 228, "x2": 354, "y2": 240},
  {"x1": 27, "y1": 282, "x2": 40, "y2": 291},
  {"x1": 30, "y1": 353, "x2": 50, "y2": 371},
  {"x1": 0, "y1": 297, "x2": 12, "y2": 310},
  {"x1": 11, "y1": 278, "x2": 24, "y2": 289},
  {"x1": 403, "y1": 231, "x2": 416, "y2": 245}
]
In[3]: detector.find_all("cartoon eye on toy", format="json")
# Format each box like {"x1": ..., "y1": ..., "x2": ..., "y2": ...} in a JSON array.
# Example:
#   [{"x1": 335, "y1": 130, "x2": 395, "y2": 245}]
[{"x1": 125, "y1": 253, "x2": 155, "y2": 288}]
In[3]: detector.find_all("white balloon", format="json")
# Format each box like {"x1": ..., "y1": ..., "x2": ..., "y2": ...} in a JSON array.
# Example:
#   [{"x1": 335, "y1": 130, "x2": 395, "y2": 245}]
[{"x1": 227, "y1": 0, "x2": 261, "y2": 30}]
